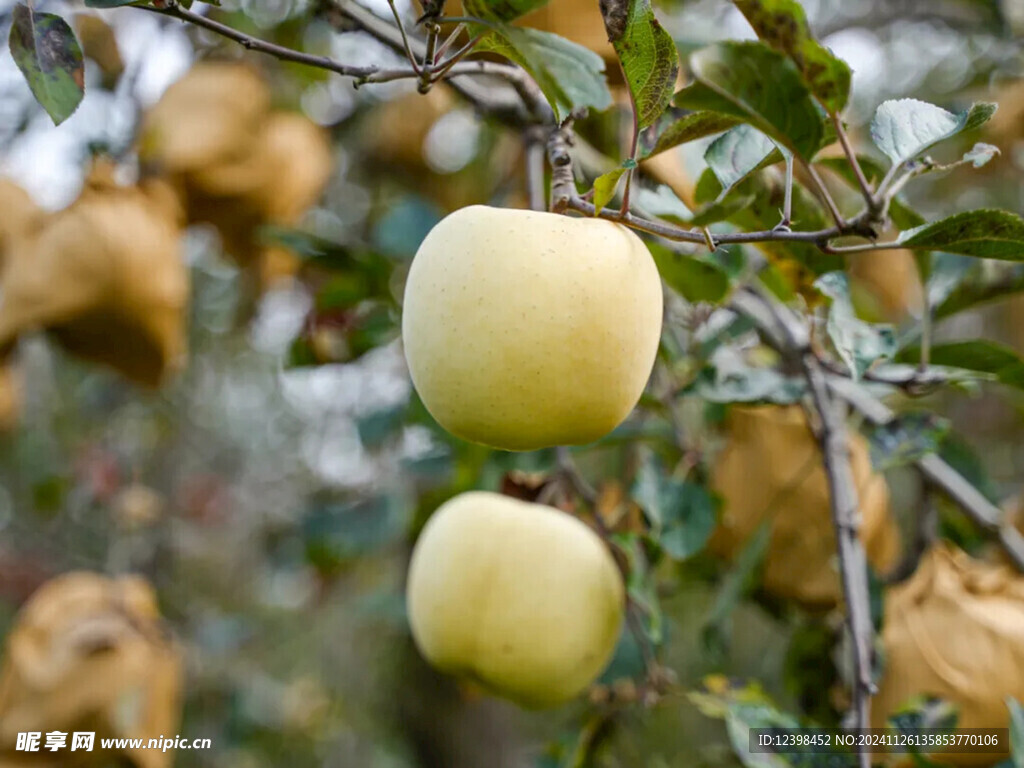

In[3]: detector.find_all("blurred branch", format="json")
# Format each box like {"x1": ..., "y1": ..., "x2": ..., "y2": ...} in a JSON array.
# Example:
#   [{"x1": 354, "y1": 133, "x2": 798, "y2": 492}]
[
  {"x1": 816, "y1": 0, "x2": 1007, "y2": 37},
  {"x1": 828, "y1": 376, "x2": 1024, "y2": 571},
  {"x1": 144, "y1": 3, "x2": 519, "y2": 85},
  {"x1": 730, "y1": 289, "x2": 1024, "y2": 572},
  {"x1": 328, "y1": 0, "x2": 551, "y2": 123},
  {"x1": 732, "y1": 287, "x2": 875, "y2": 768},
  {"x1": 142, "y1": 0, "x2": 550, "y2": 125},
  {"x1": 525, "y1": 127, "x2": 547, "y2": 212}
]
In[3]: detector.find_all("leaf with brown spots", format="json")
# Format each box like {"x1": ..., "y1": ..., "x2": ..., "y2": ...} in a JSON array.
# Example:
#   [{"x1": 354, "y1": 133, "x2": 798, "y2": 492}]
[
  {"x1": 464, "y1": 0, "x2": 549, "y2": 22},
  {"x1": 732, "y1": 0, "x2": 851, "y2": 113},
  {"x1": 898, "y1": 209, "x2": 1024, "y2": 261},
  {"x1": 607, "y1": 0, "x2": 679, "y2": 130},
  {"x1": 674, "y1": 41, "x2": 826, "y2": 160},
  {"x1": 8, "y1": 5, "x2": 84, "y2": 125}
]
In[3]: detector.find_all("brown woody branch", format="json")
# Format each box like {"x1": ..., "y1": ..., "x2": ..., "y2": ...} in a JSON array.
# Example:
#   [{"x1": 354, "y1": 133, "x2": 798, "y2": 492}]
[
  {"x1": 545, "y1": 124, "x2": 881, "y2": 250},
  {"x1": 731, "y1": 287, "x2": 875, "y2": 768},
  {"x1": 142, "y1": 0, "x2": 551, "y2": 125},
  {"x1": 731, "y1": 289, "x2": 1024, "y2": 572}
]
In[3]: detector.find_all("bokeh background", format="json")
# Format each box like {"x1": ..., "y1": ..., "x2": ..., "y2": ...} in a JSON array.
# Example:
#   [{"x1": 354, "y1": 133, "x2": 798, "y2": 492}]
[{"x1": 0, "y1": 1, "x2": 1022, "y2": 766}]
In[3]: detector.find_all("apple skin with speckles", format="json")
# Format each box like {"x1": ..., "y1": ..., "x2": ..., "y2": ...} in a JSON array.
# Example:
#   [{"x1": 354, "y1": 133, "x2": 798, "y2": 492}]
[
  {"x1": 406, "y1": 491, "x2": 625, "y2": 708},
  {"x1": 401, "y1": 205, "x2": 663, "y2": 451}
]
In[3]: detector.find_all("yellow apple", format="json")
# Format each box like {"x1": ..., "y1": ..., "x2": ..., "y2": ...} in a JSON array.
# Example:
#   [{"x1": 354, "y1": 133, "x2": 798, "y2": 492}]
[
  {"x1": 406, "y1": 491, "x2": 625, "y2": 708},
  {"x1": 401, "y1": 206, "x2": 663, "y2": 451}
]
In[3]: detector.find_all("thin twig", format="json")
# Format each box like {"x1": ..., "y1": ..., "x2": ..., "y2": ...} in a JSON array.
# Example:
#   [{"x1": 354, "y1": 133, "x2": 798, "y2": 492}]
[
  {"x1": 619, "y1": 103, "x2": 641, "y2": 215},
  {"x1": 141, "y1": 3, "x2": 392, "y2": 79},
  {"x1": 831, "y1": 113, "x2": 878, "y2": 214},
  {"x1": 141, "y1": 2, "x2": 522, "y2": 88},
  {"x1": 778, "y1": 153, "x2": 794, "y2": 230},
  {"x1": 418, "y1": 21, "x2": 440, "y2": 91},
  {"x1": 385, "y1": 0, "x2": 423, "y2": 75},
  {"x1": 427, "y1": 33, "x2": 483, "y2": 84},
  {"x1": 802, "y1": 159, "x2": 847, "y2": 230},
  {"x1": 875, "y1": 161, "x2": 905, "y2": 200},
  {"x1": 919, "y1": 287, "x2": 932, "y2": 372},
  {"x1": 434, "y1": 22, "x2": 465, "y2": 60},
  {"x1": 567, "y1": 195, "x2": 866, "y2": 247}
]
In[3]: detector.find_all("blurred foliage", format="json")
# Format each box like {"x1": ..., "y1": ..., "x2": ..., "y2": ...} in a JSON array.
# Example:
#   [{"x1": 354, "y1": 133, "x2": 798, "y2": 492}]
[{"x1": 0, "y1": 1, "x2": 1023, "y2": 767}]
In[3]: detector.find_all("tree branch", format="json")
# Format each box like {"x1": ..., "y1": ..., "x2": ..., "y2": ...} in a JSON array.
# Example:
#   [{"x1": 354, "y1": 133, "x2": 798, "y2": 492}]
[
  {"x1": 144, "y1": 2, "x2": 530, "y2": 86},
  {"x1": 329, "y1": 0, "x2": 550, "y2": 122},
  {"x1": 800, "y1": 355, "x2": 875, "y2": 768},
  {"x1": 733, "y1": 287, "x2": 874, "y2": 768},
  {"x1": 547, "y1": 124, "x2": 879, "y2": 250},
  {"x1": 801, "y1": 159, "x2": 848, "y2": 230},
  {"x1": 525, "y1": 127, "x2": 547, "y2": 212},
  {"x1": 731, "y1": 289, "x2": 1024, "y2": 572},
  {"x1": 827, "y1": 376, "x2": 1024, "y2": 571},
  {"x1": 831, "y1": 113, "x2": 880, "y2": 216}
]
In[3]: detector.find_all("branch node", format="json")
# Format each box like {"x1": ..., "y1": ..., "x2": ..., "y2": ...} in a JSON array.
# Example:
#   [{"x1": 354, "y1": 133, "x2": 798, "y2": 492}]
[{"x1": 547, "y1": 124, "x2": 576, "y2": 213}]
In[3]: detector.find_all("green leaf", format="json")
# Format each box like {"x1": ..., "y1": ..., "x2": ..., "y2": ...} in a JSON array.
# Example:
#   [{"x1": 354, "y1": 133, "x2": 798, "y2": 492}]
[
  {"x1": 690, "y1": 192, "x2": 758, "y2": 227},
  {"x1": 866, "y1": 412, "x2": 950, "y2": 472},
  {"x1": 660, "y1": 482, "x2": 716, "y2": 560},
  {"x1": 592, "y1": 165, "x2": 628, "y2": 211},
  {"x1": 675, "y1": 41, "x2": 825, "y2": 160},
  {"x1": 476, "y1": 26, "x2": 612, "y2": 122},
  {"x1": 603, "y1": 0, "x2": 679, "y2": 129},
  {"x1": 1008, "y1": 698, "x2": 1024, "y2": 768},
  {"x1": 8, "y1": 5, "x2": 84, "y2": 125},
  {"x1": 464, "y1": 0, "x2": 549, "y2": 22},
  {"x1": 889, "y1": 199, "x2": 929, "y2": 233},
  {"x1": 869, "y1": 100, "x2": 997, "y2": 167},
  {"x1": 612, "y1": 531, "x2": 663, "y2": 645},
  {"x1": 899, "y1": 340, "x2": 1024, "y2": 390},
  {"x1": 302, "y1": 495, "x2": 409, "y2": 566},
  {"x1": 815, "y1": 271, "x2": 896, "y2": 379},
  {"x1": 632, "y1": 183, "x2": 692, "y2": 222},
  {"x1": 732, "y1": 0, "x2": 852, "y2": 113},
  {"x1": 631, "y1": 454, "x2": 715, "y2": 560},
  {"x1": 643, "y1": 110, "x2": 741, "y2": 158},
  {"x1": 84, "y1": 0, "x2": 139, "y2": 7},
  {"x1": 705, "y1": 124, "x2": 779, "y2": 195},
  {"x1": 898, "y1": 210, "x2": 1024, "y2": 261},
  {"x1": 695, "y1": 168, "x2": 841, "y2": 276},
  {"x1": 651, "y1": 245, "x2": 730, "y2": 302}
]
